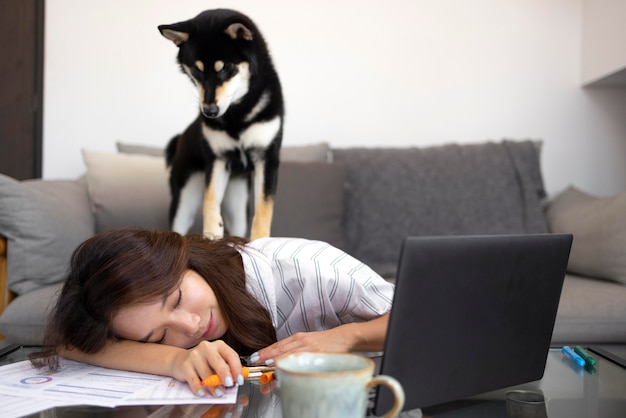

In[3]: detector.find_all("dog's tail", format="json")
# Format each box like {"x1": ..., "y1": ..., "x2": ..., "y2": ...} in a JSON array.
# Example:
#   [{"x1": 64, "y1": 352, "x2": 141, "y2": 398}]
[{"x1": 165, "y1": 135, "x2": 180, "y2": 167}]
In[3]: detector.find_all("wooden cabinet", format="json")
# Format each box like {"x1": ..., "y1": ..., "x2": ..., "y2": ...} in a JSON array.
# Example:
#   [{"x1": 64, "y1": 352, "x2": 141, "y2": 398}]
[{"x1": 0, "y1": 0, "x2": 44, "y2": 180}]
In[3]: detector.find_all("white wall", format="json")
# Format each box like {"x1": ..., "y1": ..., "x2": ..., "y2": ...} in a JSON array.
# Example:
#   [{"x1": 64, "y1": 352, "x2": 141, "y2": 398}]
[
  {"x1": 582, "y1": 0, "x2": 626, "y2": 84},
  {"x1": 43, "y1": 0, "x2": 626, "y2": 197}
]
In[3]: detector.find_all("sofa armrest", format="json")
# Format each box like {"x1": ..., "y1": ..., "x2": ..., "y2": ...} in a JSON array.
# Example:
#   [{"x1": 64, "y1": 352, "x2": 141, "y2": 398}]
[{"x1": 0, "y1": 235, "x2": 17, "y2": 337}]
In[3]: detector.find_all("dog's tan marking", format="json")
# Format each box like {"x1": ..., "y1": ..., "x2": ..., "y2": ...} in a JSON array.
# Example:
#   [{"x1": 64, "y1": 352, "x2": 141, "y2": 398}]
[
  {"x1": 214, "y1": 62, "x2": 250, "y2": 107},
  {"x1": 224, "y1": 23, "x2": 253, "y2": 41},
  {"x1": 183, "y1": 64, "x2": 206, "y2": 111},
  {"x1": 182, "y1": 64, "x2": 201, "y2": 87},
  {"x1": 215, "y1": 82, "x2": 228, "y2": 104},
  {"x1": 195, "y1": 61, "x2": 205, "y2": 72},
  {"x1": 214, "y1": 60, "x2": 224, "y2": 72},
  {"x1": 160, "y1": 29, "x2": 189, "y2": 46},
  {"x1": 202, "y1": 182, "x2": 222, "y2": 239},
  {"x1": 250, "y1": 197, "x2": 274, "y2": 240},
  {"x1": 248, "y1": 160, "x2": 273, "y2": 240},
  {"x1": 202, "y1": 161, "x2": 229, "y2": 239},
  {"x1": 244, "y1": 90, "x2": 270, "y2": 122}
]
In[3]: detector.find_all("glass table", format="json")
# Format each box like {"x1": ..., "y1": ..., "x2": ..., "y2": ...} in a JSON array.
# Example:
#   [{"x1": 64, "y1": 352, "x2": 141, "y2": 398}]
[
  {"x1": 420, "y1": 346, "x2": 626, "y2": 418},
  {"x1": 1, "y1": 344, "x2": 625, "y2": 417}
]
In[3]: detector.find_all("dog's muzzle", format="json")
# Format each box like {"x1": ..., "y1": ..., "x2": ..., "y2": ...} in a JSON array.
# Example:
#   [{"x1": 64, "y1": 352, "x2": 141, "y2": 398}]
[{"x1": 202, "y1": 104, "x2": 220, "y2": 118}]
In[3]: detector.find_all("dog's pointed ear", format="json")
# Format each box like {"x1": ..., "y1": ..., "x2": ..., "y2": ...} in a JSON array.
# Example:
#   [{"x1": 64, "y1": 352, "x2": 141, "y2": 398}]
[
  {"x1": 224, "y1": 22, "x2": 253, "y2": 41},
  {"x1": 158, "y1": 24, "x2": 190, "y2": 46}
]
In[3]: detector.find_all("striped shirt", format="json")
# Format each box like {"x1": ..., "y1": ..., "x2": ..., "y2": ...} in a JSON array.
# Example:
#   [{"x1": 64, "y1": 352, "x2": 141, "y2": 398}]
[{"x1": 238, "y1": 237, "x2": 394, "y2": 340}]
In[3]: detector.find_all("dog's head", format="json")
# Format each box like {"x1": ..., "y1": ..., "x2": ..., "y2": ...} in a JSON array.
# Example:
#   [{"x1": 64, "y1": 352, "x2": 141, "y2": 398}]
[{"x1": 159, "y1": 9, "x2": 264, "y2": 119}]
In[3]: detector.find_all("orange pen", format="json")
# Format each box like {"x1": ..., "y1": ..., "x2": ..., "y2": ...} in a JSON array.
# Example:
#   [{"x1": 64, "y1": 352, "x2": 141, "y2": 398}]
[
  {"x1": 259, "y1": 371, "x2": 275, "y2": 384},
  {"x1": 201, "y1": 367, "x2": 250, "y2": 387},
  {"x1": 201, "y1": 366, "x2": 274, "y2": 387}
]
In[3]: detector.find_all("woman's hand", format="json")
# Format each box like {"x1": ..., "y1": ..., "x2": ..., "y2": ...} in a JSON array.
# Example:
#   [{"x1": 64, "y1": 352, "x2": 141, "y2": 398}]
[
  {"x1": 254, "y1": 329, "x2": 349, "y2": 363},
  {"x1": 171, "y1": 340, "x2": 244, "y2": 397},
  {"x1": 251, "y1": 314, "x2": 390, "y2": 365}
]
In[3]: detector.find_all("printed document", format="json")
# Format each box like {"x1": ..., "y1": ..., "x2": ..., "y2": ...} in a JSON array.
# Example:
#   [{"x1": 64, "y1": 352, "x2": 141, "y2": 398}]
[{"x1": 0, "y1": 358, "x2": 237, "y2": 418}]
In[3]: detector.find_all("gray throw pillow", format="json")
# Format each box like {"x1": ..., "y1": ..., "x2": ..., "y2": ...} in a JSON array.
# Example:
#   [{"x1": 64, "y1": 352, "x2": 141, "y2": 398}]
[
  {"x1": 0, "y1": 175, "x2": 95, "y2": 294},
  {"x1": 333, "y1": 140, "x2": 548, "y2": 277},
  {"x1": 546, "y1": 186, "x2": 626, "y2": 284}
]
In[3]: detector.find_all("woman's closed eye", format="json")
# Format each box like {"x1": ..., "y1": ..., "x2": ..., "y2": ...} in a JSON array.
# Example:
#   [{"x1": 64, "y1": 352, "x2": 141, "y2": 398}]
[
  {"x1": 174, "y1": 288, "x2": 183, "y2": 309},
  {"x1": 154, "y1": 288, "x2": 183, "y2": 344}
]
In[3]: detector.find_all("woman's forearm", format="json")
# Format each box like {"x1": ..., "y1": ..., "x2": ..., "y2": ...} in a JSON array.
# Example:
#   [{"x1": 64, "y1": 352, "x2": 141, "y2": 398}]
[
  {"x1": 343, "y1": 313, "x2": 390, "y2": 352},
  {"x1": 59, "y1": 340, "x2": 186, "y2": 378},
  {"x1": 254, "y1": 313, "x2": 390, "y2": 363}
]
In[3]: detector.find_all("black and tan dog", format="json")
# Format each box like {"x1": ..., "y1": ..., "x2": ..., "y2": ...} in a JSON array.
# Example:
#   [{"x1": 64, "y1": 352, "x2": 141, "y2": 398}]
[{"x1": 159, "y1": 9, "x2": 283, "y2": 239}]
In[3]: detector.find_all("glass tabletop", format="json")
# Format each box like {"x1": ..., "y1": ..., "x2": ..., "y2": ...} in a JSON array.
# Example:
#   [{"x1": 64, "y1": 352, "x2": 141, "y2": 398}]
[
  {"x1": 420, "y1": 347, "x2": 626, "y2": 418},
  {"x1": 1, "y1": 344, "x2": 625, "y2": 417}
]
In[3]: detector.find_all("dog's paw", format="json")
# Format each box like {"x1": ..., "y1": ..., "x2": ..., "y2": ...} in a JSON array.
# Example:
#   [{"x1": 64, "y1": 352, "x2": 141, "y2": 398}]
[
  {"x1": 203, "y1": 213, "x2": 225, "y2": 240},
  {"x1": 202, "y1": 229, "x2": 224, "y2": 240}
]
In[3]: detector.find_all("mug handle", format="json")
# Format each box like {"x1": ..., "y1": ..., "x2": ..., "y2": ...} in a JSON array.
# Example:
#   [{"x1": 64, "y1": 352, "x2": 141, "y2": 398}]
[{"x1": 366, "y1": 375, "x2": 405, "y2": 418}]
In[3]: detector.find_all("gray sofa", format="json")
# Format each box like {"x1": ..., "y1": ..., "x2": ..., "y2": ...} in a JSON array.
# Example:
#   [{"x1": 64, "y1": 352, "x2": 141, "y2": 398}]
[{"x1": 1, "y1": 140, "x2": 625, "y2": 345}]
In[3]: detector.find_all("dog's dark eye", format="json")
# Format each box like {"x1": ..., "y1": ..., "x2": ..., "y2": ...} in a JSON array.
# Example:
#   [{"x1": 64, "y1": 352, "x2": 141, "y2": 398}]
[
  {"x1": 193, "y1": 69, "x2": 204, "y2": 80},
  {"x1": 217, "y1": 63, "x2": 238, "y2": 80},
  {"x1": 220, "y1": 63, "x2": 236, "y2": 73},
  {"x1": 187, "y1": 65, "x2": 203, "y2": 80}
]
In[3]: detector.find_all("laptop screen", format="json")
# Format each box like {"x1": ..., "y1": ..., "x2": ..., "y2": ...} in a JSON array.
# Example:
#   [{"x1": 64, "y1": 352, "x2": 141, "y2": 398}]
[{"x1": 375, "y1": 234, "x2": 572, "y2": 414}]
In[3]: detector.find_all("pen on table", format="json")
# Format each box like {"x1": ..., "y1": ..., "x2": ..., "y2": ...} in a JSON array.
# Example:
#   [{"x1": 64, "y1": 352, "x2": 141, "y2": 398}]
[
  {"x1": 201, "y1": 366, "x2": 274, "y2": 387},
  {"x1": 259, "y1": 371, "x2": 275, "y2": 384},
  {"x1": 562, "y1": 345, "x2": 585, "y2": 367},
  {"x1": 574, "y1": 346, "x2": 597, "y2": 367}
]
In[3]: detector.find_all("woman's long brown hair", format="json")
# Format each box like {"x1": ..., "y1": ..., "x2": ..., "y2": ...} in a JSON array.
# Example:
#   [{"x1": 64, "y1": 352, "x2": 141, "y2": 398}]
[{"x1": 31, "y1": 229, "x2": 277, "y2": 369}]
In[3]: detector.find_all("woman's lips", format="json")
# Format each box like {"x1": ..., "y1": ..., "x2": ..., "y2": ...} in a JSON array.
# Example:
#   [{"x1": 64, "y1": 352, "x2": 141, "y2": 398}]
[{"x1": 202, "y1": 314, "x2": 215, "y2": 340}]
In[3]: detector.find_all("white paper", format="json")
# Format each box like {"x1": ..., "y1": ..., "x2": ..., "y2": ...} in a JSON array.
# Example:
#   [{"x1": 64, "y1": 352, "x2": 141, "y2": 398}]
[
  {"x1": 0, "y1": 393, "x2": 66, "y2": 418},
  {"x1": 0, "y1": 358, "x2": 237, "y2": 417}
]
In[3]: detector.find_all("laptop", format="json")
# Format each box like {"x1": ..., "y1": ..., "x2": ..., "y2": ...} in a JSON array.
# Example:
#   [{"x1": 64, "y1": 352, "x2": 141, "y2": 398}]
[{"x1": 374, "y1": 234, "x2": 573, "y2": 414}]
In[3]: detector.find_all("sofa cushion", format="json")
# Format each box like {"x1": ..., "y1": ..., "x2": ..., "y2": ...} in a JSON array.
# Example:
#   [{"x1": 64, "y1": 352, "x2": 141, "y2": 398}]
[
  {"x1": 272, "y1": 162, "x2": 347, "y2": 249},
  {"x1": 0, "y1": 174, "x2": 95, "y2": 294},
  {"x1": 0, "y1": 282, "x2": 63, "y2": 344},
  {"x1": 82, "y1": 150, "x2": 173, "y2": 232},
  {"x1": 333, "y1": 140, "x2": 548, "y2": 277},
  {"x1": 82, "y1": 150, "x2": 346, "y2": 248},
  {"x1": 546, "y1": 186, "x2": 626, "y2": 284},
  {"x1": 552, "y1": 274, "x2": 626, "y2": 343}
]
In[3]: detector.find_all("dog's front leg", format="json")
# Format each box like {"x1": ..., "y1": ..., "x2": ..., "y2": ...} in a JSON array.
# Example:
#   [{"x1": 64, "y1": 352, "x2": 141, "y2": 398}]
[
  {"x1": 250, "y1": 160, "x2": 274, "y2": 240},
  {"x1": 203, "y1": 159, "x2": 230, "y2": 239}
]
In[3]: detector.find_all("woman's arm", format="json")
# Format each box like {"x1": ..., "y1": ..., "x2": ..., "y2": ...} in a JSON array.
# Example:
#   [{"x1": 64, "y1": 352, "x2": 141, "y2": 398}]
[
  {"x1": 252, "y1": 313, "x2": 389, "y2": 364},
  {"x1": 59, "y1": 339, "x2": 244, "y2": 397}
]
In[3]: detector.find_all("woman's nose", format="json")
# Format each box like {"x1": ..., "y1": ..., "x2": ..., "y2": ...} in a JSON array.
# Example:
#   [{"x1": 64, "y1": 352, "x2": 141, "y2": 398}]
[{"x1": 173, "y1": 311, "x2": 200, "y2": 335}]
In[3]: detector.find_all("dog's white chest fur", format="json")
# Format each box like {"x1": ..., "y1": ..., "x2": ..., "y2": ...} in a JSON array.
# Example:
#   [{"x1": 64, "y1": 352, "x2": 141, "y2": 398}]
[{"x1": 202, "y1": 116, "x2": 281, "y2": 158}]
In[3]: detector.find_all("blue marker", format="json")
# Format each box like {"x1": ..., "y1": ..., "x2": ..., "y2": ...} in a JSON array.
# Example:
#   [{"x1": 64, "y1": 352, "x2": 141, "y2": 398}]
[{"x1": 562, "y1": 345, "x2": 585, "y2": 367}]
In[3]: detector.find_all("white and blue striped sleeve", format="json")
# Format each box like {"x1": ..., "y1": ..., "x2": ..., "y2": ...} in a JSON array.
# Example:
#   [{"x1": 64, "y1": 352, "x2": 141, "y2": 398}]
[{"x1": 245, "y1": 237, "x2": 394, "y2": 340}]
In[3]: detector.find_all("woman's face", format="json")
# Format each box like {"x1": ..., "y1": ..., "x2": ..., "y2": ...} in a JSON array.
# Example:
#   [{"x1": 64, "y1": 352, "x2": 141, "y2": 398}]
[{"x1": 110, "y1": 269, "x2": 227, "y2": 348}]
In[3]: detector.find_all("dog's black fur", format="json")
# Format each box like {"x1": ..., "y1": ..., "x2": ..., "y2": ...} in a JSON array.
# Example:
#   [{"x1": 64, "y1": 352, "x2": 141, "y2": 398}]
[{"x1": 159, "y1": 9, "x2": 283, "y2": 239}]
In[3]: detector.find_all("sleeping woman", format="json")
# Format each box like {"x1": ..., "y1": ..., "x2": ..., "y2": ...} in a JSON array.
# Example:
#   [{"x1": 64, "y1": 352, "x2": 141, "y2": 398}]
[{"x1": 31, "y1": 229, "x2": 394, "y2": 397}]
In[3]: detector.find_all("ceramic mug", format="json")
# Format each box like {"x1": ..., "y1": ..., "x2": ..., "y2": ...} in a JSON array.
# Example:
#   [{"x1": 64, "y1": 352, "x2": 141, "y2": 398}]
[
  {"x1": 505, "y1": 390, "x2": 548, "y2": 418},
  {"x1": 276, "y1": 352, "x2": 405, "y2": 418}
]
